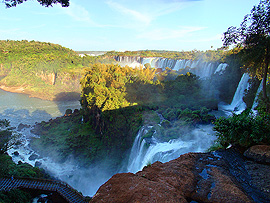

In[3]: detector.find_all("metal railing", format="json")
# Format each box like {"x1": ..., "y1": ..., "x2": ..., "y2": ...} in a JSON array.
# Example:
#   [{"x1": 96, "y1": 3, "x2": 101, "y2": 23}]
[{"x1": 0, "y1": 176, "x2": 88, "y2": 203}]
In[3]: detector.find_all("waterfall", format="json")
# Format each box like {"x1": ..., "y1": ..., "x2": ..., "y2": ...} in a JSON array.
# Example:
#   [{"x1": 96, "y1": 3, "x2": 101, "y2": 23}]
[
  {"x1": 115, "y1": 56, "x2": 142, "y2": 68},
  {"x1": 219, "y1": 73, "x2": 250, "y2": 114},
  {"x1": 214, "y1": 63, "x2": 228, "y2": 75},
  {"x1": 251, "y1": 80, "x2": 263, "y2": 115},
  {"x1": 115, "y1": 56, "x2": 227, "y2": 79},
  {"x1": 126, "y1": 125, "x2": 216, "y2": 173}
]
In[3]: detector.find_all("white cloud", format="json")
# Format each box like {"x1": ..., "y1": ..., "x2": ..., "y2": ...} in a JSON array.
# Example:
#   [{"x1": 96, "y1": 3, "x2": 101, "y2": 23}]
[
  {"x1": 106, "y1": 1, "x2": 153, "y2": 26},
  {"x1": 137, "y1": 26, "x2": 206, "y2": 40},
  {"x1": 60, "y1": 2, "x2": 96, "y2": 25},
  {"x1": 106, "y1": 0, "x2": 189, "y2": 27}
]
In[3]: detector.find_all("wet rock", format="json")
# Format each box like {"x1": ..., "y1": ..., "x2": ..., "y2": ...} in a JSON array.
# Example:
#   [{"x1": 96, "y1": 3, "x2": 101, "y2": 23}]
[
  {"x1": 29, "y1": 153, "x2": 39, "y2": 161},
  {"x1": 92, "y1": 149, "x2": 270, "y2": 203},
  {"x1": 13, "y1": 151, "x2": 19, "y2": 156},
  {"x1": 244, "y1": 145, "x2": 270, "y2": 164},
  {"x1": 35, "y1": 161, "x2": 42, "y2": 167},
  {"x1": 65, "y1": 109, "x2": 72, "y2": 116},
  {"x1": 17, "y1": 123, "x2": 31, "y2": 131}
]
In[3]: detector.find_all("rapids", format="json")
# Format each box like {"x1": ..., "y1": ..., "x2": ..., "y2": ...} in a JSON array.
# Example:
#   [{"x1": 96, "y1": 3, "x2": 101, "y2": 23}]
[{"x1": 0, "y1": 67, "x2": 261, "y2": 196}]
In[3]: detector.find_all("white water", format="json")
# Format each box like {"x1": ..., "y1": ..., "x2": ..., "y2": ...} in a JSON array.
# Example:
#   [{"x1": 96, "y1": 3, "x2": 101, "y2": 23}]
[
  {"x1": 126, "y1": 125, "x2": 216, "y2": 173},
  {"x1": 219, "y1": 73, "x2": 250, "y2": 115},
  {"x1": 116, "y1": 56, "x2": 227, "y2": 79},
  {"x1": 251, "y1": 80, "x2": 263, "y2": 115},
  {"x1": 0, "y1": 88, "x2": 217, "y2": 196},
  {"x1": 0, "y1": 68, "x2": 255, "y2": 196},
  {"x1": 0, "y1": 89, "x2": 113, "y2": 196}
]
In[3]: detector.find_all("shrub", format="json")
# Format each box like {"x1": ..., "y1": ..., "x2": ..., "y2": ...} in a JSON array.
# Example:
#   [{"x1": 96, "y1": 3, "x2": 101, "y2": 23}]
[{"x1": 213, "y1": 110, "x2": 270, "y2": 148}]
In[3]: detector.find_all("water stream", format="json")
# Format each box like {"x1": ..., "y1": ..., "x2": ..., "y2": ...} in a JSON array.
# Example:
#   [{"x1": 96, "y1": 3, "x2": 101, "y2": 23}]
[
  {"x1": 0, "y1": 69, "x2": 261, "y2": 197},
  {"x1": 218, "y1": 73, "x2": 250, "y2": 115},
  {"x1": 126, "y1": 125, "x2": 216, "y2": 173}
]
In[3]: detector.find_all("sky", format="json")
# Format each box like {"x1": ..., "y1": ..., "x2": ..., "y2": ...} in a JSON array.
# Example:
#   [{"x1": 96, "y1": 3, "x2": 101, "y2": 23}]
[{"x1": 0, "y1": 0, "x2": 260, "y2": 52}]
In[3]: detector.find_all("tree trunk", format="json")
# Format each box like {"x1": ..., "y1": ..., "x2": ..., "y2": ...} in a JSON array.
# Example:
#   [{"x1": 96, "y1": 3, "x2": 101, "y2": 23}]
[{"x1": 263, "y1": 49, "x2": 270, "y2": 111}]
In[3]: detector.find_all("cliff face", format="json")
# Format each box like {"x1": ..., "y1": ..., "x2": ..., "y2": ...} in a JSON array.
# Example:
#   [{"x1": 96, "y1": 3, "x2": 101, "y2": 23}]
[
  {"x1": 91, "y1": 148, "x2": 270, "y2": 203},
  {"x1": 36, "y1": 71, "x2": 57, "y2": 85},
  {"x1": 0, "y1": 71, "x2": 82, "y2": 101}
]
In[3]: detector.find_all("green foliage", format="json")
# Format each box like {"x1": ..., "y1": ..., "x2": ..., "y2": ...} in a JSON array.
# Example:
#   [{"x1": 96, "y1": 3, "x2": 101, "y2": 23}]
[
  {"x1": 0, "y1": 119, "x2": 20, "y2": 154},
  {"x1": 31, "y1": 107, "x2": 143, "y2": 167},
  {"x1": 159, "y1": 107, "x2": 215, "y2": 125},
  {"x1": 243, "y1": 77, "x2": 261, "y2": 108},
  {"x1": 4, "y1": 0, "x2": 69, "y2": 8},
  {"x1": 160, "y1": 72, "x2": 219, "y2": 109},
  {"x1": 213, "y1": 110, "x2": 270, "y2": 148},
  {"x1": 0, "y1": 152, "x2": 50, "y2": 179},
  {"x1": 106, "y1": 49, "x2": 227, "y2": 62},
  {"x1": 0, "y1": 120, "x2": 50, "y2": 203},
  {"x1": 0, "y1": 40, "x2": 113, "y2": 100},
  {"x1": 223, "y1": 0, "x2": 270, "y2": 108},
  {"x1": 80, "y1": 63, "x2": 158, "y2": 113},
  {"x1": 0, "y1": 189, "x2": 31, "y2": 203},
  {"x1": 31, "y1": 113, "x2": 103, "y2": 165}
]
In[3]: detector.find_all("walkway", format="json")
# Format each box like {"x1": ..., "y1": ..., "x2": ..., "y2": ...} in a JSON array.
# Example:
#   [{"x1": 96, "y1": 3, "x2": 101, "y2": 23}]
[{"x1": 0, "y1": 177, "x2": 88, "y2": 203}]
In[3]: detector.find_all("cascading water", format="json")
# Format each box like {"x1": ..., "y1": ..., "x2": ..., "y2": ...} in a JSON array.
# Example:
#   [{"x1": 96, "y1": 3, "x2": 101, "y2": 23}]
[
  {"x1": 2, "y1": 57, "x2": 258, "y2": 197},
  {"x1": 116, "y1": 56, "x2": 227, "y2": 79},
  {"x1": 219, "y1": 73, "x2": 250, "y2": 115},
  {"x1": 0, "y1": 89, "x2": 113, "y2": 196},
  {"x1": 125, "y1": 70, "x2": 260, "y2": 174},
  {"x1": 214, "y1": 63, "x2": 228, "y2": 75},
  {"x1": 126, "y1": 124, "x2": 216, "y2": 173},
  {"x1": 115, "y1": 55, "x2": 142, "y2": 68},
  {"x1": 251, "y1": 80, "x2": 263, "y2": 115}
]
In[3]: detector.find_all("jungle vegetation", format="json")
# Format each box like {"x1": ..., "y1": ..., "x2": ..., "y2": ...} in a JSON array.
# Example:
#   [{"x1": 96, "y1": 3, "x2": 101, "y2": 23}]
[
  {"x1": 0, "y1": 119, "x2": 50, "y2": 203},
  {"x1": 213, "y1": 0, "x2": 270, "y2": 149},
  {"x1": 0, "y1": 40, "x2": 114, "y2": 100}
]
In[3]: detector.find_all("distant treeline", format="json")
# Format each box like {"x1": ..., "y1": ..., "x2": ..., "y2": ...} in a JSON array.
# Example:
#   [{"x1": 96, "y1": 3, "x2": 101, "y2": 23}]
[
  {"x1": 0, "y1": 40, "x2": 242, "y2": 101},
  {"x1": 0, "y1": 40, "x2": 114, "y2": 100},
  {"x1": 104, "y1": 48, "x2": 233, "y2": 62}
]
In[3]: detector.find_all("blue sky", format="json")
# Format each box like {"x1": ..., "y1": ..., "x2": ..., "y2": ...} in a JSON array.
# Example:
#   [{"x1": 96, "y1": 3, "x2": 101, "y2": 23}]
[{"x1": 0, "y1": 0, "x2": 260, "y2": 51}]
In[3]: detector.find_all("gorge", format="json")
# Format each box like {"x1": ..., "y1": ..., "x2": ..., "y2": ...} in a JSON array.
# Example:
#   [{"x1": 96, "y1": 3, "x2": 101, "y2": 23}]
[{"x1": 1, "y1": 54, "x2": 260, "y2": 200}]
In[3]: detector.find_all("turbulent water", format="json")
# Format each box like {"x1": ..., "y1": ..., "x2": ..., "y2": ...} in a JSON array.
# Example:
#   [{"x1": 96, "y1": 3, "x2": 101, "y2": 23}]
[
  {"x1": 0, "y1": 89, "x2": 118, "y2": 196},
  {"x1": 116, "y1": 56, "x2": 227, "y2": 79},
  {"x1": 218, "y1": 73, "x2": 250, "y2": 115},
  {"x1": 0, "y1": 68, "x2": 260, "y2": 197},
  {"x1": 126, "y1": 125, "x2": 216, "y2": 173},
  {"x1": 0, "y1": 88, "x2": 218, "y2": 196}
]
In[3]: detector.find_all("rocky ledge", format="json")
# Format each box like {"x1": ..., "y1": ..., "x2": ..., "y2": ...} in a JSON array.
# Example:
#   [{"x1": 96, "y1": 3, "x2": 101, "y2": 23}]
[{"x1": 91, "y1": 147, "x2": 270, "y2": 203}]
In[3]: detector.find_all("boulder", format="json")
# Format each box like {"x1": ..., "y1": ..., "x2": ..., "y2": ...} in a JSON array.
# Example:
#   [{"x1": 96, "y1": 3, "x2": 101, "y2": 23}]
[
  {"x1": 13, "y1": 151, "x2": 19, "y2": 156},
  {"x1": 17, "y1": 123, "x2": 31, "y2": 131},
  {"x1": 244, "y1": 145, "x2": 270, "y2": 164},
  {"x1": 91, "y1": 151, "x2": 263, "y2": 203},
  {"x1": 35, "y1": 161, "x2": 42, "y2": 167},
  {"x1": 29, "y1": 153, "x2": 39, "y2": 161}
]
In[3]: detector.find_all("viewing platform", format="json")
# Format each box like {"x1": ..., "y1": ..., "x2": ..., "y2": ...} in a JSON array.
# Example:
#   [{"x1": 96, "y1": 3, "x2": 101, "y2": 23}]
[{"x1": 0, "y1": 176, "x2": 88, "y2": 203}]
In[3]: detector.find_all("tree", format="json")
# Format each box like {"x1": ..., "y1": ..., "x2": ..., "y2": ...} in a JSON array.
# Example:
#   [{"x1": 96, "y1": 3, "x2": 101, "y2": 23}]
[
  {"x1": 3, "y1": 0, "x2": 69, "y2": 8},
  {"x1": 223, "y1": 0, "x2": 270, "y2": 110},
  {"x1": 0, "y1": 119, "x2": 19, "y2": 154}
]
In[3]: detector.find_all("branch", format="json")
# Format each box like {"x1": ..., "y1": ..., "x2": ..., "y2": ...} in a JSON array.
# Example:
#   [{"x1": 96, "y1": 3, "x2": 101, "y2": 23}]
[{"x1": 3, "y1": 0, "x2": 69, "y2": 8}]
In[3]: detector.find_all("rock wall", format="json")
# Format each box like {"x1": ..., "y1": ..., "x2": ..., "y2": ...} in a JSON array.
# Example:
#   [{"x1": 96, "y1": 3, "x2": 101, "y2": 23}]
[
  {"x1": 91, "y1": 148, "x2": 270, "y2": 203},
  {"x1": 36, "y1": 71, "x2": 56, "y2": 85}
]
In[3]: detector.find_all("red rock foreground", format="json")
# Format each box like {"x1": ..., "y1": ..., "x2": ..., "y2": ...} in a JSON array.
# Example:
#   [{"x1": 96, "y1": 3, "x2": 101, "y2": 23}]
[{"x1": 91, "y1": 148, "x2": 270, "y2": 203}]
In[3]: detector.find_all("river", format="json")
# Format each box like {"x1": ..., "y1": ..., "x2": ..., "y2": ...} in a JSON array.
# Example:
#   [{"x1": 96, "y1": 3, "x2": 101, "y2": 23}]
[
  {"x1": 0, "y1": 89, "x2": 118, "y2": 196},
  {"x1": 0, "y1": 82, "x2": 241, "y2": 197},
  {"x1": 0, "y1": 89, "x2": 81, "y2": 126}
]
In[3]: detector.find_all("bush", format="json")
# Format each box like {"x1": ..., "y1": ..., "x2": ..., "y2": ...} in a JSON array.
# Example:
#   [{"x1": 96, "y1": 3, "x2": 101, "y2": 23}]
[
  {"x1": 0, "y1": 189, "x2": 31, "y2": 203},
  {"x1": 213, "y1": 110, "x2": 270, "y2": 148}
]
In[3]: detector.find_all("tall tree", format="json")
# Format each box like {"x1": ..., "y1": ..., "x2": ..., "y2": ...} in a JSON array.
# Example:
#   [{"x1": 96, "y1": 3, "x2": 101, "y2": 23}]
[
  {"x1": 3, "y1": 0, "x2": 69, "y2": 7},
  {"x1": 223, "y1": 0, "x2": 270, "y2": 110},
  {"x1": 0, "y1": 119, "x2": 19, "y2": 154}
]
